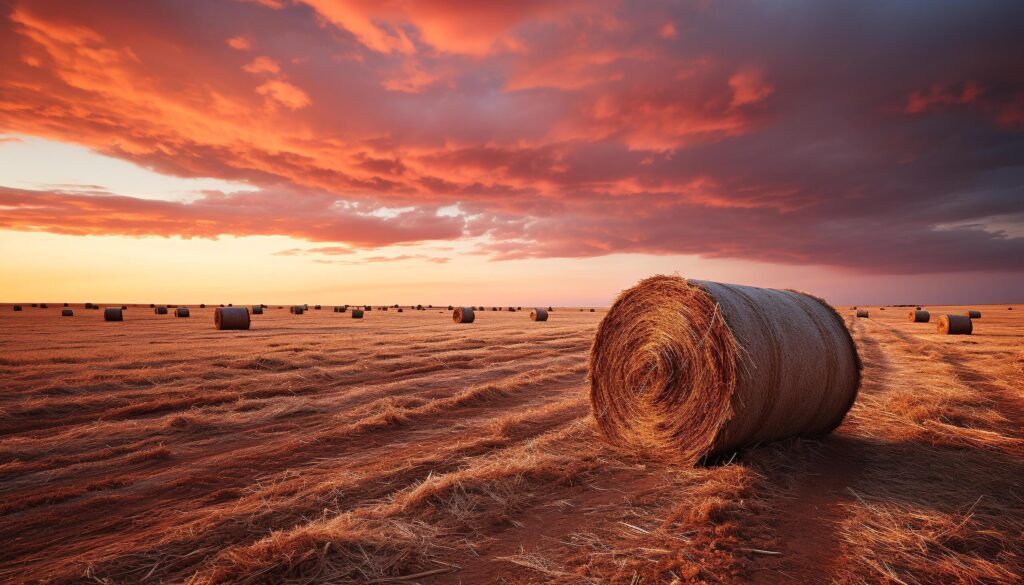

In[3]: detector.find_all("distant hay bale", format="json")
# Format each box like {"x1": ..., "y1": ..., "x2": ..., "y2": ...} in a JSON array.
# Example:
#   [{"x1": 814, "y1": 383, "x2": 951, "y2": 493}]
[
  {"x1": 13, "y1": 305, "x2": 22, "y2": 311},
  {"x1": 91, "y1": 305, "x2": 99, "y2": 310},
  {"x1": 315, "y1": 305, "x2": 322, "y2": 310},
  {"x1": 965, "y1": 310, "x2": 981, "y2": 319},
  {"x1": 200, "y1": 303, "x2": 206, "y2": 308},
  {"x1": 104, "y1": 308, "x2": 123, "y2": 322},
  {"x1": 453, "y1": 307, "x2": 475, "y2": 323},
  {"x1": 352, "y1": 309, "x2": 364, "y2": 318},
  {"x1": 121, "y1": 305, "x2": 128, "y2": 310},
  {"x1": 530, "y1": 308, "x2": 548, "y2": 321},
  {"x1": 448, "y1": 305, "x2": 453, "y2": 310},
  {"x1": 40, "y1": 303, "x2": 48, "y2": 309},
  {"x1": 879, "y1": 307, "x2": 885, "y2": 311},
  {"x1": 508, "y1": 306, "x2": 516, "y2": 312},
  {"x1": 61, "y1": 309, "x2": 73, "y2": 317},
  {"x1": 251, "y1": 306, "x2": 263, "y2": 315},
  {"x1": 908, "y1": 310, "x2": 930, "y2": 323},
  {"x1": 31, "y1": 303, "x2": 37, "y2": 307},
  {"x1": 150, "y1": 304, "x2": 156, "y2": 308},
  {"x1": 215, "y1": 307, "x2": 251, "y2": 330},
  {"x1": 548, "y1": 306, "x2": 553, "y2": 312},
  {"x1": 154, "y1": 306, "x2": 168, "y2": 315},
  {"x1": 589, "y1": 275, "x2": 861, "y2": 465},
  {"x1": 590, "y1": 308, "x2": 596, "y2": 312},
  {"x1": 63, "y1": 302, "x2": 69, "y2": 307},
  {"x1": 228, "y1": 303, "x2": 233, "y2": 307},
  {"x1": 85, "y1": 303, "x2": 94, "y2": 309},
  {"x1": 937, "y1": 314, "x2": 972, "y2": 335},
  {"x1": 856, "y1": 309, "x2": 869, "y2": 318},
  {"x1": 397, "y1": 308, "x2": 404, "y2": 312},
  {"x1": 290, "y1": 306, "x2": 304, "y2": 315},
  {"x1": 365, "y1": 305, "x2": 372, "y2": 311},
  {"x1": 174, "y1": 307, "x2": 190, "y2": 318}
]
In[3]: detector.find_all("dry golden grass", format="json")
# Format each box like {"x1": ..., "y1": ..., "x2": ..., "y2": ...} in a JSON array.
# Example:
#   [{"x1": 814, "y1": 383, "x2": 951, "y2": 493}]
[{"x1": 0, "y1": 303, "x2": 1021, "y2": 584}]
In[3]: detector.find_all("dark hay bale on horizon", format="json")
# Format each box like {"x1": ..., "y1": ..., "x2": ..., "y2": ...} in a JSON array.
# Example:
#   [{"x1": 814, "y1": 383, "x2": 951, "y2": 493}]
[
  {"x1": 63, "y1": 302, "x2": 69, "y2": 307},
  {"x1": 252, "y1": 306, "x2": 263, "y2": 315},
  {"x1": 590, "y1": 275, "x2": 860, "y2": 465},
  {"x1": 154, "y1": 306, "x2": 168, "y2": 315},
  {"x1": 453, "y1": 307, "x2": 475, "y2": 323},
  {"x1": 200, "y1": 303, "x2": 206, "y2": 308},
  {"x1": 590, "y1": 308, "x2": 596, "y2": 312},
  {"x1": 290, "y1": 306, "x2": 304, "y2": 315},
  {"x1": 104, "y1": 308, "x2": 123, "y2": 322},
  {"x1": 215, "y1": 307, "x2": 250, "y2": 330},
  {"x1": 85, "y1": 303, "x2": 94, "y2": 309},
  {"x1": 966, "y1": 310, "x2": 982, "y2": 319},
  {"x1": 938, "y1": 314, "x2": 972, "y2": 335},
  {"x1": 352, "y1": 309, "x2": 364, "y2": 319},
  {"x1": 121, "y1": 305, "x2": 128, "y2": 310},
  {"x1": 856, "y1": 309, "x2": 869, "y2": 318},
  {"x1": 315, "y1": 305, "x2": 322, "y2": 310},
  {"x1": 397, "y1": 308, "x2": 404, "y2": 312},
  {"x1": 150, "y1": 304, "x2": 156, "y2": 308},
  {"x1": 13, "y1": 305, "x2": 23, "y2": 311},
  {"x1": 40, "y1": 303, "x2": 48, "y2": 309},
  {"x1": 61, "y1": 309, "x2": 73, "y2": 317},
  {"x1": 908, "y1": 310, "x2": 930, "y2": 323},
  {"x1": 174, "y1": 307, "x2": 190, "y2": 318},
  {"x1": 31, "y1": 303, "x2": 37, "y2": 307},
  {"x1": 530, "y1": 308, "x2": 548, "y2": 322}
]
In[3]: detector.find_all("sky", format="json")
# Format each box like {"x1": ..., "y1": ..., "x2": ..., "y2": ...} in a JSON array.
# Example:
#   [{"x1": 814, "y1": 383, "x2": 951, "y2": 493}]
[{"x1": 1, "y1": 0, "x2": 1022, "y2": 306}]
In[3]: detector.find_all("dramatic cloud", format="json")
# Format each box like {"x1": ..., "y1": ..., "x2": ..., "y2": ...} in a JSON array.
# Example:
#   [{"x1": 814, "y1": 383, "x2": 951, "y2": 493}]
[{"x1": 0, "y1": 0, "x2": 1022, "y2": 273}]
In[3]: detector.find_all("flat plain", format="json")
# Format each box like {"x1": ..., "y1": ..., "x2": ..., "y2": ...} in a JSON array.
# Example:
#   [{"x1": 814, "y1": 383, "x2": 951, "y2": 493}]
[{"x1": 1, "y1": 304, "x2": 1021, "y2": 584}]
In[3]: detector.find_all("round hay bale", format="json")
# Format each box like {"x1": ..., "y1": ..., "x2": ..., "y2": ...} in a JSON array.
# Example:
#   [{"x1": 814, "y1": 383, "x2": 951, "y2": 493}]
[
  {"x1": 150, "y1": 304, "x2": 156, "y2": 308},
  {"x1": 879, "y1": 307, "x2": 886, "y2": 311},
  {"x1": 63, "y1": 302, "x2": 69, "y2": 307},
  {"x1": 508, "y1": 306, "x2": 516, "y2": 312},
  {"x1": 856, "y1": 309, "x2": 869, "y2": 318},
  {"x1": 85, "y1": 303, "x2": 94, "y2": 309},
  {"x1": 589, "y1": 275, "x2": 861, "y2": 464},
  {"x1": 548, "y1": 306, "x2": 553, "y2": 312},
  {"x1": 252, "y1": 306, "x2": 263, "y2": 315},
  {"x1": 31, "y1": 303, "x2": 37, "y2": 308},
  {"x1": 91, "y1": 305, "x2": 99, "y2": 310},
  {"x1": 228, "y1": 303, "x2": 233, "y2": 307},
  {"x1": 965, "y1": 310, "x2": 981, "y2": 319},
  {"x1": 61, "y1": 309, "x2": 74, "y2": 317},
  {"x1": 174, "y1": 307, "x2": 190, "y2": 318},
  {"x1": 40, "y1": 303, "x2": 48, "y2": 309},
  {"x1": 215, "y1": 307, "x2": 250, "y2": 330},
  {"x1": 590, "y1": 308, "x2": 596, "y2": 312},
  {"x1": 908, "y1": 310, "x2": 930, "y2": 323},
  {"x1": 154, "y1": 306, "x2": 168, "y2": 315},
  {"x1": 315, "y1": 305, "x2": 322, "y2": 310},
  {"x1": 351, "y1": 309, "x2": 364, "y2": 319},
  {"x1": 104, "y1": 308, "x2": 123, "y2": 322},
  {"x1": 530, "y1": 308, "x2": 548, "y2": 322},
  {"x1": 121, "y1": 305, "x2": 128, "y2": 310},
  {"x1": 448, "y1": 305, "x2": 454, "y2": 311},
  {"x1": 937, "y1": 314, "x2": 972, "y2": 335},
  {"x1": 453, "y1": 307, "x2": 475, "y2": 323},
  {"x1": 200, "y1": 303, "x2": 206, "y2": 308},
  {"x1": 397, "y1": 308, "x2": 404, "y2": 312},
  {"x1": 290, "y1": 306, "x2": 304, "y2": 315},
  {"x1": 13, "y1": 305, "x2": 22, "y2": 311}
]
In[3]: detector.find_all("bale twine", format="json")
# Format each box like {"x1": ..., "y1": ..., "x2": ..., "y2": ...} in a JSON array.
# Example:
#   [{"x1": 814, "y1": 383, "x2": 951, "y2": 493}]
[
  {"x1": 530, "y1": 308, "x2": 548, "y2": 322},
  {"x1": 154, "y1": 306, "x2": 168, "y2": 315},
  {"x1": 966, "y1": 310, "x2": 981, "y2": 319},
  {"x1": 215, "y1": 307, "x2": 250, "y2": 330},
  {"x1": 62, "y1": 309, "x2": 74, "y2": 317},
  {"x1": 352, "y1": 309, "x2": 364, "y2": 319},
  {"x1": 589, "y1": 275, "x2": 861, "y2": 464},
  {"x1": 856, "y1": 309, "x2": 869, "y2": 318},
  {"x1": 104, "y1": 308, "x2": 123, "y2": 322},
  {"x1": 908, "y1": 310, "x2": 930, "y2": 323},
  {"x1": 174, "y1": 307, "x2": 191, "y2": 318},
  {"x1": 937, "y1": 314, "x2": 972, "y2": 335},
  {"x1": 13, "y1": 305, "x2": 22, "y2": 311},
  {"x1": 252, "y1": 306, "x2": 263, "y2": 315},
  {"x1": 453, "y1": 307, "x2": 475, "y2": 323}
]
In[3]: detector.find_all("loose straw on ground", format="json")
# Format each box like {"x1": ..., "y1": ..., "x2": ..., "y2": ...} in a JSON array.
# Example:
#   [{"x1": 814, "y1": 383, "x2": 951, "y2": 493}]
[{"x1": 589, "y1": 275, "x2": 861, "y2": 465}]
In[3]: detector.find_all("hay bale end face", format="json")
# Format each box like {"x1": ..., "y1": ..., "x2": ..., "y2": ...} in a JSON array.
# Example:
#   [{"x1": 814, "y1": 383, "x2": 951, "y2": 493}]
[
  {"x1": 154, "y1": 306, "x2": 168, "y2": 315},
  {"x1": 590, "y1": 275, "x2": 861, "y2": 465},
  {"x1": 351, "y1": 309, "x2": 364, "y2": 319},
  {"x1": 61, "y1": 309, "x2": 73, "y2": 317},
  {"x1": 453, "y1": 307, "x2": 475, "y2": 323},
  {"x1": 530, "y1": 308, "x2": 549, "y2": 322},
  {"x1": 856, "y1": 309, "x2": 869, "y2": 318},
  {"x1": 908, "y1": 309, "x2": 930, "y2": 323},
  {"x1": 251, "y1": 306, "x2": 263, "y2": 315},
  {"x1": 215, "y1": 307, "x2": 250, "y2": 330},
  {"x1": 174, "y1": 307, "x2": 190, "y2": 318},
  {"x1": 938, "y1": 314, "x2": 973, "y2": 335},
  {"x1": 104, "y1": 308, "x2": 123, "y2": 322},
  {"x1": 966, "y1": 310, "x2": 982, "y2": 319}
]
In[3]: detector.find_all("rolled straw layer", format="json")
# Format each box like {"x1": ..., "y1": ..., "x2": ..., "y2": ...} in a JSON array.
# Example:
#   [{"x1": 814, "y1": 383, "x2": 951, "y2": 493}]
[
  {"x1": 937, "y1": 314, "x2": 972, "y2": 335},
  {"x1": 908, "y1": 310, "x2": 930, "y2": 323},
  {"x1": 215, "y1": 307, "x2": 250, "y2": 330},
  {"x1": 590, "y1": 275, "x2": 861, "y2": 464}
]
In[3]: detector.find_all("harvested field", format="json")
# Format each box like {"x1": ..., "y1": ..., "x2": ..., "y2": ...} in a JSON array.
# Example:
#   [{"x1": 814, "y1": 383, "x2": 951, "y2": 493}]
[{"x1": 0, "y1": 304, "x2": 1022, "y2": 584}]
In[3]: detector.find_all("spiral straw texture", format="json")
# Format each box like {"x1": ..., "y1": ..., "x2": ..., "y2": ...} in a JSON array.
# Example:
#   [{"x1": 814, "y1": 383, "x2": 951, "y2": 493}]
[{"x1": 589, "y1": 275, "x2": 861, "y2": 465}]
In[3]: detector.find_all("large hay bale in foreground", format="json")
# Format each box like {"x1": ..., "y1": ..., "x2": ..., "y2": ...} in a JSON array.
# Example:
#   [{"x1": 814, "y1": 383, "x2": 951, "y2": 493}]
[
  {"x1": 856, "y1": 309, "x2": 869, "y2": 318},
  {"x1": 908, "y1": 310, "x2": 930, "y2": 323},
  {"x1": 937, "y1": 314, "x2": 972, "y2": 335},
  {"x1": 154, "y1": 306, "x2": 168, "y2": 315},
  {"x1": 61, "y1": 309, "x2": 73, "y2": 317},
  {"x1": 530, "y1": 308, "x2": 548, "y2": 322},
  {"x1": 215, "y1": 307, "x2": 250, "y2": 330},
  {"x1": 351, "y1": 309, "x2": 364, "y2": 319},
  {"x1": 453, "y1": 307, "x2": 475, "y2": 323},
  {"x1": 965, "y1": 310, "x2": 981, "y2": 319},
  {"x1": 104, "y1": 308, "x2": 123, "y2": 322},
  {"x1": 174, "y1": 307, "x2": 190, "y2": 318},
  {"x1": 590, "y1": 275, "x2": 861, "y2": 464}
]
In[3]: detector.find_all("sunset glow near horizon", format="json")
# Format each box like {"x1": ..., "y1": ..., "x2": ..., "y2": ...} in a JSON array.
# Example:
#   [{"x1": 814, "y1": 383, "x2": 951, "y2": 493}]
[{"x1": 1, "y1": 1, "x2": 1022, "y2": 306}]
